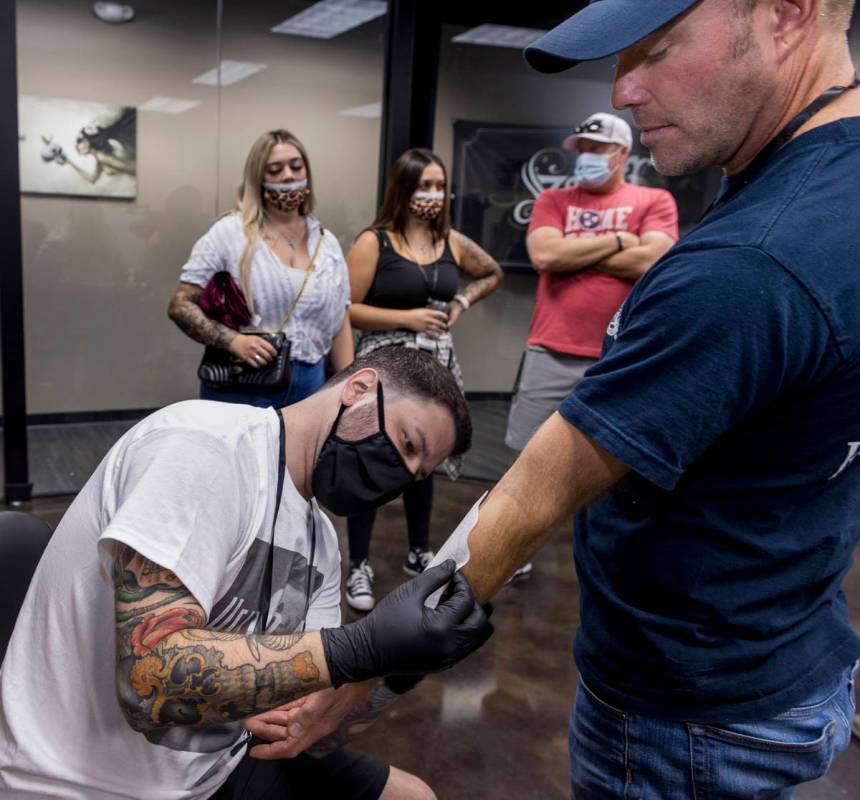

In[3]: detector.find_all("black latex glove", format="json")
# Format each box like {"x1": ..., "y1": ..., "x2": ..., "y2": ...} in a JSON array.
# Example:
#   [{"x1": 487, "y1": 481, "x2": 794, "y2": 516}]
[{"x1": 321, "y1": 560, "x2": 493, "y2": 688}]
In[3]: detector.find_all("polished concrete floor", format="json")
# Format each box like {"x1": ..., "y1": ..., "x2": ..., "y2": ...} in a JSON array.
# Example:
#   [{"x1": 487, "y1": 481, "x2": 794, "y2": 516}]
[{"x1": 8, "y1": 478, "x2": 860, "y2": 799}]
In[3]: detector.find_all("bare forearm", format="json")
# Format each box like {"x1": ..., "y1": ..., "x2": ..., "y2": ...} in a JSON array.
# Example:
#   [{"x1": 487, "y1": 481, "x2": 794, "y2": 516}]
[
  {"x1": 68, "y1": 159, "x2": 99, "y2": 184},
  {"x1": 168, "y1": 285, "x2": 237, "y2": 349},
  {"x1": 116, "y1": 627, "x2": 330, "y2": 733},
  {"x1": 461, "y1": 413, "x2": 629, "y2": 601},
  {"x1": 530, "y1": 234, "x2": 620, "y2": 273},
  {"x1": 349, "y1": 302, "x2": 410, "y2": 331},
  {"x1": 594, "y1": 245, "x2": 657, "y2": 281},
  {"x1": 329, "y1": 313, "x2": 355, "y2": 371}
]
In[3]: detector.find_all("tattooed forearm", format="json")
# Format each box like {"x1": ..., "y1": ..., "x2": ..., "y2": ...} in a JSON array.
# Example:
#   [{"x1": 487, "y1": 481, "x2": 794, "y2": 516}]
[
  {"x1": 113, "y1": 545, "x2": 327, "y2": 734},
  {"x1": 455, "y1": 234, "x2": 503, "y2": 304},
  {"x1": 167, "y1": 283, "x2": 237, "y2": 349},
  {"x1": 182, "y1": 629, "x2": 306, "y2": 662},
  {"x1": 116, "y1": 633, "x2": 322, "y2": 733}
]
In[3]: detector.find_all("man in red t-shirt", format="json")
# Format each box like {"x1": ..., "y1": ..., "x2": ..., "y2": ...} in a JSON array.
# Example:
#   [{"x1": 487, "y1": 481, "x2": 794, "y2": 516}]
[{"x1": 505, "y1": 112, "x2": 679, "y2": 455}]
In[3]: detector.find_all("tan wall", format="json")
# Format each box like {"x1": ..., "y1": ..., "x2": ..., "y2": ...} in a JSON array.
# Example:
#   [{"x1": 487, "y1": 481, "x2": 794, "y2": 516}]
[
  {"x1": 17, "y1": 0, "x2": 384, "y2": 413},
  {"x1": 16, "y1": 2, "x2": 620, "y2": 410}
]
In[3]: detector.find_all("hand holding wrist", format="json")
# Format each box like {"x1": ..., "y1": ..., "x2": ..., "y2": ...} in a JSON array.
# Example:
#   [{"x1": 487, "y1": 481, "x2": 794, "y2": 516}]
[{"x1": 320, "y1": 560, "x2": 493, "y2": 688}]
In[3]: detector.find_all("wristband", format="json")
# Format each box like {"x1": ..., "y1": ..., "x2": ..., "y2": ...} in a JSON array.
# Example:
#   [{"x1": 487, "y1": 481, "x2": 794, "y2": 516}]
[
  {"x1": 615, "y1": 233, "x2": 624, "y2": 252},
  {"x1": 452, "y1": 293, "x2": 470, "y2": 310}
]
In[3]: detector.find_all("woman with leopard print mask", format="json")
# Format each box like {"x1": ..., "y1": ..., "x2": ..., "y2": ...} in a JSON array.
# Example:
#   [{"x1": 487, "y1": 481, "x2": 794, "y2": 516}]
[{"x1": 343, "y1": 147, "x2": 503, "y2": 612}]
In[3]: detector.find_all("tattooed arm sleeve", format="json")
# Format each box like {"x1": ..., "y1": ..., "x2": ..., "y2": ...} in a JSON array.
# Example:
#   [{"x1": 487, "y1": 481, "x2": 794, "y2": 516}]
[
  {"x1": 449, "y1": 230, "x2": 503, "y2": 305},
  {"x1": 113, "y1": 544, "x2": 330, "y2": 734},
  {"x1": 167, "y1": 282, "x2": 238, "y2": 350}
]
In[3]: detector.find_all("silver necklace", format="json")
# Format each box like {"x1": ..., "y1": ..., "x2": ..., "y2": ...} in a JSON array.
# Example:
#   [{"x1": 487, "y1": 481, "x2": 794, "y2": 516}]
[{"x1": 263, "y1": 221, "x2": 305, "y2": 251}]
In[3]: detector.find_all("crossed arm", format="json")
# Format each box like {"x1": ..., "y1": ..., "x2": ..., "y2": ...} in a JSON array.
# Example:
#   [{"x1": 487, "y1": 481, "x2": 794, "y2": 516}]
[
  {"x1": 113, "y1": 544, "x2": 330, "y2": 734},
  {"x1": 527, "y1": 227, "x2": 674, "y2": 281}
]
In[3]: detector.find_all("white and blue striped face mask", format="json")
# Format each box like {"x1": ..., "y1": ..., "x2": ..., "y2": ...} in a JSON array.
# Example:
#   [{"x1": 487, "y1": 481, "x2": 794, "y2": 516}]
[
  {"x1": 262, "y1": 179, "x2": 308, "y2": 212},
  {"x1": 410, "y1": 191, "x2": 445, "y2": 220}
]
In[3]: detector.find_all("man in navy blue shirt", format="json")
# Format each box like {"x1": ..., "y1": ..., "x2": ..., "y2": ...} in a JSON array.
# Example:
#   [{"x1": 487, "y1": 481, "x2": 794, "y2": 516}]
[{"x1": 451, "y1": 0, "x2": 860, "y2": 797}]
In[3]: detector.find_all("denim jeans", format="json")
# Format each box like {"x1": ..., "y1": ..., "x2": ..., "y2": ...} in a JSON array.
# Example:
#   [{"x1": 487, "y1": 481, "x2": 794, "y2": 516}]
[
  {"x1": 199, "y1": 358, "x2": 325, "y2": 409},
  {"x1": 569, "y1": 664, "x2": 857, "y2": 799}
]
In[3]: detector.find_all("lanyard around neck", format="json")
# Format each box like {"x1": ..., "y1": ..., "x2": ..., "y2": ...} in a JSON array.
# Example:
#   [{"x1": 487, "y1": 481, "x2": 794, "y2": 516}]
[{"x1": 705, "y1": 72, "x2": 860, "y2": 216}]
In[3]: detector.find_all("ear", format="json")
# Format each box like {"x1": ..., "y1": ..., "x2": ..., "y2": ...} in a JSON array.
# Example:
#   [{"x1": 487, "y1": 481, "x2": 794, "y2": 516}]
[
  {"x1": 338, "y1": 368, "x2": 379, "y2": 407},
  {"x1": 770, "y1": 0, "x2": 820, "y2": 62}
]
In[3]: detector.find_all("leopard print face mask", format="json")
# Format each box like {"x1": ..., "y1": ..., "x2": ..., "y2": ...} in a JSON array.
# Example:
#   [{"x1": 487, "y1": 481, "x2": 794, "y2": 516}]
[
  {"x1": 262, "y1": 179, "x2": 309, "y2": 213},
  {"x1": 409, "y1": 191, "x2": 445, "y2": 220}
]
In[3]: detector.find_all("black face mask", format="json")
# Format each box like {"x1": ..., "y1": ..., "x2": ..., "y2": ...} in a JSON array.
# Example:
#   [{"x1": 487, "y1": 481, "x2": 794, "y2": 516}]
[{"x1": 312, "y1": 382, "x2": 415, "y2": 516}]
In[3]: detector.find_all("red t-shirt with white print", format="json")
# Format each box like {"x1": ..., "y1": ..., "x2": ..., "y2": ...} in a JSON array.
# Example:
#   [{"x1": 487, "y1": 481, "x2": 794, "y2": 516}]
[{"x1": 527, "y1": 182, "x2": 679, "y2": 358}]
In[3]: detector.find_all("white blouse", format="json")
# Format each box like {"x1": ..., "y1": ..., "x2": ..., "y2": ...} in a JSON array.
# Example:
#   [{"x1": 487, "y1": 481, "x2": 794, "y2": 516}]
[{"x1": 180, "y1": 212, "x2": 350, "y2": 363}]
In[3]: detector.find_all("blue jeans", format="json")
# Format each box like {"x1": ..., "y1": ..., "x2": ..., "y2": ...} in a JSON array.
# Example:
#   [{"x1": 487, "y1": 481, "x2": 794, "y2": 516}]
[
  {"x1": 569, "y1": 664, "x2": 857, "y2": 799},
  {"x1": 199, "y1": 358, "x2": 325, "y2": 409}
]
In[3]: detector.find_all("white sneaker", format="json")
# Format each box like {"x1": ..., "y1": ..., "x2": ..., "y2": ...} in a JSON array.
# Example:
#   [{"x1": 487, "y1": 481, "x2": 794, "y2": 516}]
[
  {"x1": 403, "y1": 546, "x2": 435, "y2": 577},
  {"x1": 505, "y1": 562, "x2": 534, "y2": 585},
  {"x1": 346, "y1": 559, "x2": 375, "y2": 612}
]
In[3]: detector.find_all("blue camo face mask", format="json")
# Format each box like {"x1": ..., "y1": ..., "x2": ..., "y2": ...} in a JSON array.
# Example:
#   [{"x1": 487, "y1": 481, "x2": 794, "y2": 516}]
[{"x1": 574, "y1": 152, "x2": 613, "y2": 187}]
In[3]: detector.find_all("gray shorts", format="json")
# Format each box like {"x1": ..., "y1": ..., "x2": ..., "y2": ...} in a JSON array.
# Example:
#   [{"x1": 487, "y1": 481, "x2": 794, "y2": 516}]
[{"x1": 504, "y1": 347, "x2": 596, "y2": 451}]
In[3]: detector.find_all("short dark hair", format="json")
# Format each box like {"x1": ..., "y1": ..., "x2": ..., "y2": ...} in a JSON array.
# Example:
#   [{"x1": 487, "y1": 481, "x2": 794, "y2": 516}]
[{"x1": 330, "y1": 346, "x2": 472, "y2": 457}]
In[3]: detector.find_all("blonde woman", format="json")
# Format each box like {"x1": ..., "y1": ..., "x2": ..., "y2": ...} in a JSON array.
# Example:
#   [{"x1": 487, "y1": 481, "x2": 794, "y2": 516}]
[{"x1": 169, "y1": 129, "x2": 353, "y2": 407}]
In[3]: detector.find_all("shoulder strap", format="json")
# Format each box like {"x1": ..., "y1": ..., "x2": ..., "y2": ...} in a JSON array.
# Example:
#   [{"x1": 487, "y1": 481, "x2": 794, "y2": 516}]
[
  {"x1": 275, "y1": 227, "x2": 325, "y2": 333},
  {"x1": 376, "y1": 228, "x2": 391, "y2": 249},
  {"x1": 259, "y1": 409, "x2": 287, "y2": 631}
]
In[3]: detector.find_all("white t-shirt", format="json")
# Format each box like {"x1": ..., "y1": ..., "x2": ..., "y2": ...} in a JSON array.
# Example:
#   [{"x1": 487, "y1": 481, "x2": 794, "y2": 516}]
[
  {"x1": 179, "y1": 213, "x2": 350, "y2": 364},
  {"x1": 0, "y1": 401, "x2": 341, "y2": 799}
]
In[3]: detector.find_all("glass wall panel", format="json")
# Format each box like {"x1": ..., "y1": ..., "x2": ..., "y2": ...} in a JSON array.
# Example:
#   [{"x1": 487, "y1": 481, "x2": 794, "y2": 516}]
[
  {"x1": 16, "y1": 0, "x2": 385, "y2": 429},
  {"x1": 17, "y1": 0, "x2": 221, "y2": 415},
  {"x1": 217, "y1": 0, "x2": 384, "y2": 249}
]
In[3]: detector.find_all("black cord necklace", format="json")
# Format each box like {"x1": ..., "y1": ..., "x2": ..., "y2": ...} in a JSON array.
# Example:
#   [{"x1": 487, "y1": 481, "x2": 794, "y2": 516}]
[
  {"x1": 704, "y1": 72, "x2": 860, "y2": 217},
  {"x1": 402, "y1": 230, "x2": 440, "y2": 294}
]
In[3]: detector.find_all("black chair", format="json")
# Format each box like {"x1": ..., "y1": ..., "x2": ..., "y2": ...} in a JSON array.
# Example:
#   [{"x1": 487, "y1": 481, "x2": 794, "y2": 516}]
[{"x1": 0, "y1": 511, "x2": 53, "y2": 663}]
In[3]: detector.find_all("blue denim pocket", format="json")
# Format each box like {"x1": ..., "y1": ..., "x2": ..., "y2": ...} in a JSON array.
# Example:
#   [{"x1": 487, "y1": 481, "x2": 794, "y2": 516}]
[
  {"x1": 687, "y1": 666, "x2": 855, "y2": 799},
  {"x1": 570, "y1": 679, "x2": 631, "y2": 800}
]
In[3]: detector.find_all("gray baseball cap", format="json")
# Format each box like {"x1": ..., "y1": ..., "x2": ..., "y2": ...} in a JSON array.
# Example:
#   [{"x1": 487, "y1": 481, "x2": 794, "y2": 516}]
[{"x1": 525, "y1": 0, "x2": 701, "y2": 73}]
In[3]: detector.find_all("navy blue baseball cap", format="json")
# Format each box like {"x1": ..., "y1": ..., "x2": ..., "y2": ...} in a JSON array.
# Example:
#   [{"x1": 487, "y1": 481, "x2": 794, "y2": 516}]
[{"x1": 525, "y1": 0, "x2": 701, "y2": 73}]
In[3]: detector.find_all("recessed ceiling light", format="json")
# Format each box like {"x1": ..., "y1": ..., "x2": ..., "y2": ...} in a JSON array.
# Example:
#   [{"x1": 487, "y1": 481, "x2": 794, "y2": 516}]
[
  {"x1": 271, "y1": 0, "x2": 387, "y2": 40},
  {"x1": 452, "y1": 24, "x2": 547, "y2": 49},
  {"x1": 139, "y1": 97, "x2": 201, "y2": 114},
  {"x1": 92, "y1": 2, "x2": 134, "y2": 24},
  {"x1": 338, "y1": 101, "x2": 382, "y2": 119},
  {"x1": 192, "y1": 60, "x2": 267, "y2": 87}
]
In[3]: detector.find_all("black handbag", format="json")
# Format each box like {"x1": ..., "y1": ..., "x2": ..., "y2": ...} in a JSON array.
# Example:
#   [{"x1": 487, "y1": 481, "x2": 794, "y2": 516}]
[
  {"x1": 197, "y1": 229, "x2": 324, "y2": 391},
  {"x1": 198, "y1": 332, "x2": 292, "y2": 390}
]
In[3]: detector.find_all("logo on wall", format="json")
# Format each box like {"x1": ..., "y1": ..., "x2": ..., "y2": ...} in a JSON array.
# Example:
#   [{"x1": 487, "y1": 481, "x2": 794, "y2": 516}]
[{"x1": 452, "y1": 120, "x2": 719, "y2": 271}]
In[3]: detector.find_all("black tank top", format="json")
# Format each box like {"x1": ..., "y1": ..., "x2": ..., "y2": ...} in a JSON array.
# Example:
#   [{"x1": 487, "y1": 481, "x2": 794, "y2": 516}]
[{"x1": 362, "y1": 229, "x2": 460, "y2": 310}]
